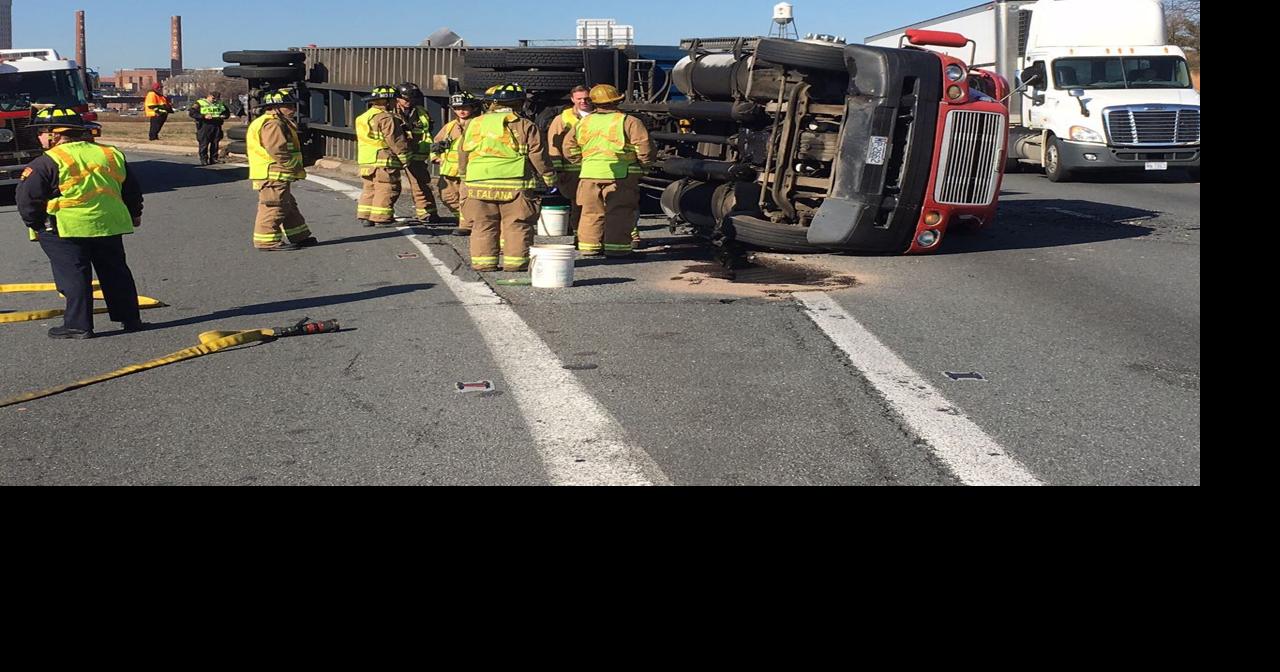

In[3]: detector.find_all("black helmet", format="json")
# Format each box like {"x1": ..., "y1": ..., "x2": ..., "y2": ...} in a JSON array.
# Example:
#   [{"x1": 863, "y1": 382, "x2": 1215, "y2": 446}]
[
  {"x1": 260, "y1": 87, "x2": 299, "y2": 108},
  {"x1": 363, "y1": 84, "x2": 399, "y2": 103},
  {"x1": 449, "y1": 91, "x2": 480, "y2": 108},
  {"x1": 397, "y1": 82, "x2": 424, "y2": 101},
  {"x1": 27, "y1": 105, "x2": 99, "y2": 132},
  {"x1": 486, "y1": 83, "x2": 526, "y2": 103}
]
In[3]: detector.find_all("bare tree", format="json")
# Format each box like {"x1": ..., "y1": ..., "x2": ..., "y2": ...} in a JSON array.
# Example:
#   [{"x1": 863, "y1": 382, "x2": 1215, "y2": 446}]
[{"x1": 1164, "y1": 0, "x2": 1200, "y2": 71}]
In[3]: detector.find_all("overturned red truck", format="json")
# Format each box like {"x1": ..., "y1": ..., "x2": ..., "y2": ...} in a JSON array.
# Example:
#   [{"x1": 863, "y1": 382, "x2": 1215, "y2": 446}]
[{"x1": 622, "y1": 30, "x2": 1010, "y2": 255}]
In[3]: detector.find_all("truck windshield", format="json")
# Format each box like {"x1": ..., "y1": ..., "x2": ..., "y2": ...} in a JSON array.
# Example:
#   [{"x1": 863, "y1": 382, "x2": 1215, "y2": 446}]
[
  {"x1": 0, "y1": 69, "x2": 89, "y2": 111},
  {"x1": 1051, "y1": 56, "x2": 1192, "y2": 90}
]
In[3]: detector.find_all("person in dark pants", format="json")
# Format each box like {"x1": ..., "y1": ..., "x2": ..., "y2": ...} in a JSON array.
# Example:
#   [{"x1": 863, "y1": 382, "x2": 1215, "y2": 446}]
[
  {"x1": 17, "y1": 106, "x2": 145, "y2": 339},
  {"x1": 144, "y1": 82, "x2": 173, "y2": 141},
  {"x1": 190, "y1": 91, "x2": 230, "y2": 165}
]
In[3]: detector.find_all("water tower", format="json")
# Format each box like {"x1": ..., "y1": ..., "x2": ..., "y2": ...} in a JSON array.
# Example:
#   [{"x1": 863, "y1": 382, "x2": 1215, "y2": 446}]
[{"x1": 769, "y1": 2, "x2": 799, "y2": 40}]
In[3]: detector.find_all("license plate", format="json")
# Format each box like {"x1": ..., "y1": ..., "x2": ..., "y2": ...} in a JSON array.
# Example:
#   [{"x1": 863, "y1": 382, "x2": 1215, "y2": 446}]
[
  {"x1": 867, "y1": 136, "x2": 889, "y2": 166},
  {"x1": 1145, "y1": 162, "x2": 1168, "y2": 171}
]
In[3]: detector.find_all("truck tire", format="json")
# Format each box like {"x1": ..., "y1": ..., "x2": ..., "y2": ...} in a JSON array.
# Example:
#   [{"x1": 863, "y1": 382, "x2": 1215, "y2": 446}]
[
  {"x1": 222, "y1": 50, "x2": 305, "y2": 66},
  {"x1": 729, "y1": 217, "x2": 821, "y2": 253},
  {"x1": 223, "y1": 65, "x2": 305, "y2": 81},
  {"x1": 466, "y1": 49, "x2": 586, "y2": 71},
  {"x1": 754, "y1": 39, "x2": 847, "y2": 73},
  {"x1": 1044, "y1": 135, "x2": 1074, "y2": 183},
  {"x1": 463, "y1": 69, "x2": 585, "y2": 92},
  {"x1": 226, "y1": 126, "x2": 248, "y2": 141},
  {"x1": 225, "y1": 140, "x2": 247, "y2": 155}
]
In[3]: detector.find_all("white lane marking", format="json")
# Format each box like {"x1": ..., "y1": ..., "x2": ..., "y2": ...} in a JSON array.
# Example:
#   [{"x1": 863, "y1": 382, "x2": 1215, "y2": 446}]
[
  {"x1": 305, "y1": 174, "x2": 365, "y2": 200},
  {"x1": 794, "y1": 292, "x2": 1043, "y2": 486},
  {"x1": 310, "y1": 176, "x2": 669, "y2": 486}
]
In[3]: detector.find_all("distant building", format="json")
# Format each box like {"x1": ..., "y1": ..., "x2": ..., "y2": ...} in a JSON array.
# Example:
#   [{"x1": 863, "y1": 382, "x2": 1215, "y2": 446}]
[
  {"x1": 114, "y1": 68, "x2": 173, "y2": 93},
  {"x1": 0, "y1": 0, "x2": 12, "y2": 51}
]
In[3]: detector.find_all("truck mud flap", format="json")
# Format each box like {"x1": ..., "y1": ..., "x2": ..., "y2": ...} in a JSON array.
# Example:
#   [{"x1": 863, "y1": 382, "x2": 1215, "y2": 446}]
[{"x1": 807, "y1": 45, "x2": 941, "y2": 253}]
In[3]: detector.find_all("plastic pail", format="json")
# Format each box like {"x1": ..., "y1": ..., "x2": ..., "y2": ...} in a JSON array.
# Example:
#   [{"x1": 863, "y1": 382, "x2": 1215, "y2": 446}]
[
  {"x1": 529, "y1": 244, "x2": 577, "y2": 288},
  {"x1": 538, "y1": 205, "x2": 571, "y2": 237}
]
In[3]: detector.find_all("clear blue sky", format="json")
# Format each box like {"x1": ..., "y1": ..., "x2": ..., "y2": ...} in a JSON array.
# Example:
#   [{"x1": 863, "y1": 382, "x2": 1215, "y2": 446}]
[{"x1": 12, "y1": 0, "x2": 975, "y2": 74}]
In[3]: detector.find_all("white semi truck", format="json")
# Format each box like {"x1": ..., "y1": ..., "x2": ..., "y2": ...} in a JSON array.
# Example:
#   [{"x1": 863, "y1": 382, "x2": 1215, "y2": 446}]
[{"x1": 867, "y1": 0, "x2": 1199, "y2": 182}]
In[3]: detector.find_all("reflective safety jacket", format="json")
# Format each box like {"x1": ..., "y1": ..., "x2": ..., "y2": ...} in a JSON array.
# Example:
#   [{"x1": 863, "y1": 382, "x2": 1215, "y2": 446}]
[
  {"x1": 401, "y1": 105, "x2": 434, "y2": 162},
  {"x1": 247, "y1": 112, "x2": 306, "y2": 186},
  {"x1": 42, "y1": 142, "x2": 134, "y2": 238},
  {"x1": 144, "y1": 90, "x2": 172, "y2": 118},
  {"x1": 433, "y1": 118, "x2": 468, "y2": 178},
  {"x1": 459, "y1": 109, "x2": 556, "y2": 201},
  {"x1": 572, "y1": 111, "x2": 647, "y2": 180},
  {"x1": 548, "y1": 107, "x2": 584, "y2": 174},
  {"x1": 195, "y1": 99, "x2": 229, "y2": 118},
  {"x1": 355, "y1": 107, "x2": 412, "y2": 170}
]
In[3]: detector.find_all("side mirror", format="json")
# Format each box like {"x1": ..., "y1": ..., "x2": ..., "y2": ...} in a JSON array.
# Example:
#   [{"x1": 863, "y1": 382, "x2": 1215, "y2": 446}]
[
  {"x1": 1018, "y1": 64, "x2": 1046, "y2": 88},
  {"x1": 1069, "y1": 88, "x2": 1085, "y2": 98}
]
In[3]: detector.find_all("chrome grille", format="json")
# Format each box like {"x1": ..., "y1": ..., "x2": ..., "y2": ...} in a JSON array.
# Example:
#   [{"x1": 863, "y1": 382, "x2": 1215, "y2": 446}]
[
  {"x1": 1106, "y1": 107, "x2": 1200, "y2": 146},
  {"x1": 934, "y1": 110, "x2": 1005, "y2": 206}
]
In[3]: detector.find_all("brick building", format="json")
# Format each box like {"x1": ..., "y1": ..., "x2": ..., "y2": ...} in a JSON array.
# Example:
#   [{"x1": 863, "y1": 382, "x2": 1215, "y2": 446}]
[{"x1": 114, "y1": 68, "x2": 173, "y2": 93}]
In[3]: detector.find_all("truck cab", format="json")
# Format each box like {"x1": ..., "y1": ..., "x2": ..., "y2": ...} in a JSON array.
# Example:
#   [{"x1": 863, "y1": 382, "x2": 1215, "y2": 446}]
[
  {"x1": 1015, "y1": 0, "x2": 1200, "y2": 181},
  {"x1": 1, "y1": 49, "x2": 95, "y2": 186}
]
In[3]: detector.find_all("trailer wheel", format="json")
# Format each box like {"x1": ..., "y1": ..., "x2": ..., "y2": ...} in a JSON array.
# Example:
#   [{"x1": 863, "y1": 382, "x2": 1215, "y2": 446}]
[
  {"x1": 224, "y1": 65, "x2": 306, "y2": 81},
  {"x1": 226, "y1": 126, "x2": 248, "y2": 141},
  {"x1": 755, "y1": 38, "x2": 847, "y2": 73},
  {"x1": 465, "y1": 49, "x2": 587, "y2": 71},
  {"x1": 222, "y1": 50, "x2": 306, "y2": 66},
  {"x1": 1044, "y1": 136, "x2": 1074, "y2": 183},
  {"x1": 225, "y1": 140, "x2": 247, "y2": 156},
  {"x1": 462, "y1": 69, "x2": 585, "y2": 92}
]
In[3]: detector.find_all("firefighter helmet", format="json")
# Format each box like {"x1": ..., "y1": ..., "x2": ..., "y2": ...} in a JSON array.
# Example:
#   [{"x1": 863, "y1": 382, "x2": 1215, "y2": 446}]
[
  {"x1": 397, "y1": 82, "x2": 424, "y2": 101},
  {"x1": 27, "y1": 106, "x2": 99, "y2": 132},
  {"x1": 485, "y1": 83, "x2": 527, "y2": 103},
  {"x1": 588, "y1": 84, "x2": 625, "y2": 105},
  {"x1": 363, "y1": 85, "x2": 399, "y2": 102},
  {"x1": 260, "y1": 88, "x2": 299, "y2": 108},
  {"x1": 449, "y1": 91, "x2": 480, "y2": 108}
]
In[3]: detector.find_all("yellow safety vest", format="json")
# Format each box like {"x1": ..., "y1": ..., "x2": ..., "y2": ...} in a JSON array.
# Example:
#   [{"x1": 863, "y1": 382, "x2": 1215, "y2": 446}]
[
  {"x1": 355, "y1": 107, "x2": 403, "y2": 168},
  {"x1": 437, "y1": 119, "x2": 466, "y2": 178},
  {"x1": 195, "y1": 99, "x2": 228, "y2": 118},
  {"x1": 461, "y1": 111, "x2": 533, "y2": 186},
  {"x1": 247, "y1": 112, "x2": 305, "y2": 185},
  {"x1": 406, "y1": 105, "x2": 434, "y2": 161},
  {"x1": 577, "y1": 111, "x2": 644, "y2": 180},
  {"x1": 42, "y1": 142, "x2": 134, "y2": 238},
  {"x1": 554, "y1": 108, "x2": 583, "y2": 174}
]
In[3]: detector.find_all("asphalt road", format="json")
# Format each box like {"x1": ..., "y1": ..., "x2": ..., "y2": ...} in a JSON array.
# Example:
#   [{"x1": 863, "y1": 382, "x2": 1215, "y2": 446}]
[{"x1": 0, "y1": 155, "x2": 1199, "y2": 485}]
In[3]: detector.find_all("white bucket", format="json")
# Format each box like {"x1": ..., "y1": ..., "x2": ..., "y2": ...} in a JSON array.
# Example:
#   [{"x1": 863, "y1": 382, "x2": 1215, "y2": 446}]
[
  {"x1": 537, "y1": 205, "x2": 571, "y2": 237},
  {"x1": 529, "y1": 244, "x2": 577, "y2": 288}
]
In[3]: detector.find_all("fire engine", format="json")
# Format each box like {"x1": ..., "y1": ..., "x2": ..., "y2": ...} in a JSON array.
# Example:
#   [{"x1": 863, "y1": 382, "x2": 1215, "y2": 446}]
[{"x1": 1, "y1": 48, "x2": 96, "y2": 186}]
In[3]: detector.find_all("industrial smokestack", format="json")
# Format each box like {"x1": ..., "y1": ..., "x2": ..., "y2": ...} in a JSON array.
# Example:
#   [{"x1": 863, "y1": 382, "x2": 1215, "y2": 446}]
[
  {"x1": 1, "y1": 0, "x2": 13, "y2": 50},
  {"x1": 76, "y1": 10, "x2": 89, "y2": 91},
  {"x1": 170, "y1": 16, "x2": 183, "y2": 74}
]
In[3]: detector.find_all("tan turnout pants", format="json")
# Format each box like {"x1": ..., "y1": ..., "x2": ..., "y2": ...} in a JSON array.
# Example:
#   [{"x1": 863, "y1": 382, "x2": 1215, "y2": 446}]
[
  {"x1": 404, "y1": 160, "x2": 438, "y2": 220},
  {"x1": 463, "y1": 192, "x2": 539, "y2": 271},
  {"x1": 577, "y1": 176, "x2": 640, "y2": 256},
  {"x1": 357, "y1": 167, "x2": 402, "y2": 223},
  {"x1": 438, "y1": 175, "x2": 469, "y2": 230},
  {"x1": 253, "y1": 181, "x2": 312, "y2": 248}
]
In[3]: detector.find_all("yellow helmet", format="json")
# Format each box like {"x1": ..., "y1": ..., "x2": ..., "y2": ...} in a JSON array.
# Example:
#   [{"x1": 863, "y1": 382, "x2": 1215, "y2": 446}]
[{"x1": 589, "y1": 84, "x2": 625, "y2": 105}]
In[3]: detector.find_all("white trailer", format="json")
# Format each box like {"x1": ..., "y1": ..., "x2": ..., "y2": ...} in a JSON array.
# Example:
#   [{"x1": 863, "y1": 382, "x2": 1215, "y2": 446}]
[{"x1": 868, "y1": 0, "x2": 1199, "y2": 182}]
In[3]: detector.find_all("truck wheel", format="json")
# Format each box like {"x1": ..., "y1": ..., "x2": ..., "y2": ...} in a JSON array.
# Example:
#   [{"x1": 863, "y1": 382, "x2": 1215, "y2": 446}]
[
  {"x1": 463, "y1": 69, "x2": 585, "y2": 92},
  {"x1": 225, "y1": 140, "x2": 247, "y2": 155},
  {"x1": 1044, "y1": 136, "x2": 1074, "y2": 183},
  {"x1": 224, "y1": 65, "x2": 306, "y2": 81},
  {"x1": 755, "y1": 38, "x2": 847, "y2": 73},
  {"x1": 465, "y1": 49, "x2": 587, "y2": 71},
  {"x1": 729, "y1": 217, "x2": 821, "y2": 253},
  {"x1": 226, "y1": 126, "x2": 248, "y2": 141},
  {"x1": 223, "y1": 50, "x2": 306, "y2": 66}
]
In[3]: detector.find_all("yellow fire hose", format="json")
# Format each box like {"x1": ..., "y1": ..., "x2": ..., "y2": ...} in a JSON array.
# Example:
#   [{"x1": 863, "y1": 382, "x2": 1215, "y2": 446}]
[
  {"x1": 0, "y1": 318, "x2": 340, "y2": 408},
  {"x1": 1, "y1": 282, "x2": 166, "y2": 324}
]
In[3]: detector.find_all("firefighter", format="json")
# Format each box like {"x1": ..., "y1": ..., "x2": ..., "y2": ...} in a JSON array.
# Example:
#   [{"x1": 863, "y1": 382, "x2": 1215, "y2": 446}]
[
  {"x1": 431, "y1": 91, "x2": 482, "y2": 236},
  {"x1": 546, "y1": 85, "x2": 592, "y2": 233},
  {"x1": 457, "y1": 83, "x2": 557, "y2": 272},
  {"x1": 247, "y1": 88, "x2": 318, "y2": 251},
  {"x1": 189, "y1": 91, "x2": 230, "y2": 165},
  {"x1": 16, "y1": 107, "x2": 145, "y2": 339},
  {"x1": 563, "y1": 84, "x2": 654, "y2": 259},
  {"x1": 394, "y1": 81, "x2": 441, "y2": 224},
  {"x1": 144, "y1": 82, "x2": 173, "y2": 141},
  {"x1": 355, "y1": 85, "x2": 413, "y2": 228}
]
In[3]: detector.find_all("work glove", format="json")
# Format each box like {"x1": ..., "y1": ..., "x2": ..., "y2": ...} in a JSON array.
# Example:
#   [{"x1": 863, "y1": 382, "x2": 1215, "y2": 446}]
[{"x1": 430, "y1": 140, "x2": 450, "y2": 154}]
